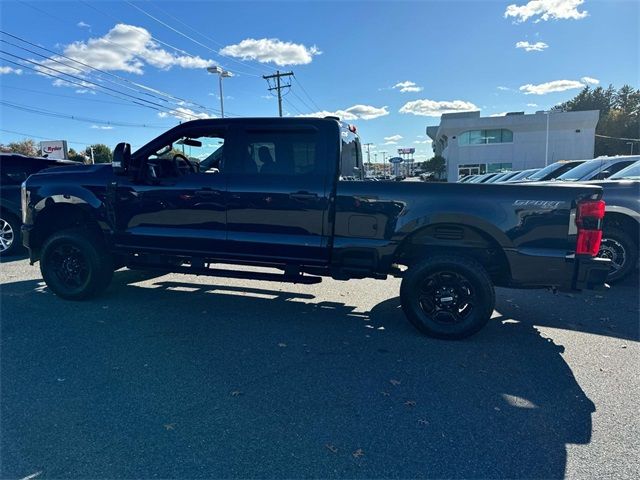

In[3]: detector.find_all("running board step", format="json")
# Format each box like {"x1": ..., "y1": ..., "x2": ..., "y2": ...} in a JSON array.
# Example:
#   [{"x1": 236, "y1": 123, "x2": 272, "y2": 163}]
[{"x1": 128, "y1": 263, "x2": 323, "y2": 285}]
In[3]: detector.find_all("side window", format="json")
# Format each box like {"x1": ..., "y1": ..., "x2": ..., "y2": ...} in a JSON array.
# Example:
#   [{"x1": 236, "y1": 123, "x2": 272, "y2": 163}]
[
  {"x1": 146, "y1": 132, "x2": 226, "y2": 178},
  {"x1": 607, "y1": 161, "x2": 634, "y2": 176},
  {"x1": 0, "y1": 158, "x2": 33, "y2": 185},
  {"x1": 239, "y1": 130, "x2": 319, "y2": 176}
]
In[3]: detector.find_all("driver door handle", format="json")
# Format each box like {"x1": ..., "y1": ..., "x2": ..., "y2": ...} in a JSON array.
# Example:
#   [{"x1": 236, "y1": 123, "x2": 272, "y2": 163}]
[
  {"x1": 195, "y1": 188, "x2": 219, "y2": 198},
  {"x1": 289, "y1": 191, "x2": 318, "y2": 201}
]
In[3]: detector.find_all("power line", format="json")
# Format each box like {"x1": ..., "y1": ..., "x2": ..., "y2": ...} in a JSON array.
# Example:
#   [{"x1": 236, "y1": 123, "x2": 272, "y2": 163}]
[
  {"x1": 0, "y1": 51, "x2": 209, "y2": 121},
  {"x1": 282, "y1": 97, "x2": 305, "y2": 116},
  {"x1": 1, "y1": 128, "x2": 92, "y2": 146},
  {"x1": 288, "y1": 89, "x2": 316, "y2": 113},
  {"x1": 0, "y1": 30, "x2": 215, "y2": 115},
  {"x1": 15, "y1": 1, "x2": 224, "y2": 114},
  {"x1": 0, "y1": 100, "x2": 167, "y2": 129},
  {"x1": 124, "y1": 1, "x2": 263, "y2": 78},
  {"x1": 143, "y1": 0, "x2": 274, "y2": 76},
  {"x1": 3, "y1": 85, "x2": 133, "y2": 107},
  {"x1": 292, "y1": 74, "x2": 321, "y2": 111}
]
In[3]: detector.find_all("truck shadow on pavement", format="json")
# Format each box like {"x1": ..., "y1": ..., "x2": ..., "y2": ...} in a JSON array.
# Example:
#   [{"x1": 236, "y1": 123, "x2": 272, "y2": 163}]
[{"x1": 1, "y1": 271, "x2": 599, "y2": 479}]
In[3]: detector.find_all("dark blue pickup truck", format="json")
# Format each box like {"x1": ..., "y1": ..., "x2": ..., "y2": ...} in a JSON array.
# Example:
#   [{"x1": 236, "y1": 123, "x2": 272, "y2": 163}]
[{"x1": 21, "y1": 118, "x2": 610, "y2": 339}]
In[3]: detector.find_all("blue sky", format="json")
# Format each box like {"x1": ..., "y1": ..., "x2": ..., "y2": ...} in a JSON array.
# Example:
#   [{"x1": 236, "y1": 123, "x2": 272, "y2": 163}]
[{"x1": 0, "y1": 0, "x2": 638, "y2": 161}]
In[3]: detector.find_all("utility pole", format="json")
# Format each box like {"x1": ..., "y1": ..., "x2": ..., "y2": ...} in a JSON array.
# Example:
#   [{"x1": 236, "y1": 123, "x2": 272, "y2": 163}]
[
  {"x1": 381, "y1": 151, "x2": 388, "y2": 177},
  {"x1": 263, "y1": 70, "x2": 294, "y2": 117},
  {"x1": 364, "y1": 143, "x2": 373, "y2": 177}
]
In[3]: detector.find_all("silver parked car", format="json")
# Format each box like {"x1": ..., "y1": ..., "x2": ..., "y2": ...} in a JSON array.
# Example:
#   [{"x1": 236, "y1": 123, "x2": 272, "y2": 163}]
[{"x1": 556, "y1": 156, "x2": 639, "y2": 182}]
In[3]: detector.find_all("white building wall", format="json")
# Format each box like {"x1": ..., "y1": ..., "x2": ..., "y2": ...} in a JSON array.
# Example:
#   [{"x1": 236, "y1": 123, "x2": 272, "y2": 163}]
[{"x1": 429, "y1": 110, "x2": 599, "y2": 181}]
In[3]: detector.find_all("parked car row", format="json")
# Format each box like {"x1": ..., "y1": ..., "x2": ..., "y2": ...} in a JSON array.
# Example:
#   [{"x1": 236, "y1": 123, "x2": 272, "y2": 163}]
[
  {"x1": 0, "y1": 153, "x2": 82, "y2": 257},
  {"x1": 458, "y1": 156, "x2": 640, "y2": 283}
]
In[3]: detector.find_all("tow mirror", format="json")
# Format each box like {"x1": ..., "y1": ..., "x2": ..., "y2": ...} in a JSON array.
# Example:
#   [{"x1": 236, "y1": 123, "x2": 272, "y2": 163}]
[{"x1": 112, "y1": 142, "x2": 131, "y2": 176}]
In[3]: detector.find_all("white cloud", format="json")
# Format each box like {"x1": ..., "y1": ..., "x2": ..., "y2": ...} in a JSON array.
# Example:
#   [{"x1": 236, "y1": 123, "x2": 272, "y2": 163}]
[
  {"x1": 581, "y1": 76, "x2": 600, "y2": 85},
  {"x1": 516, "y1": 41, "x2": 549, "y2": 52},
  {"x1": 220, "y1": 38, "x2": 320, "y2": 66},
  {"x1": 77, "y1": 21, "x2": 91, "y2": 28},
  {"x1": 490, "y1": 112, "x2": 509, "y2": 117},
  {"x1": 41, "y1": 24, "x2": 214, "y2": 77},
  {"x1": 399, "y1": 99, "x2": 479, "y2": 117},
  {"x1": 392, "y1": 80, "x2": 423, "y2": 93},
  {"x1": 527, "y1": 103, "x2": 538, "y2": 107},
  {"x1": 519, "y1": 79, "x2": 590, "y2": 95},
  {"x1": 298, "y1": 104, "x2": 389, "y2": 121},
  {"x1": 384, "y1": 134, "x2": 403, "y2": 142},
  {"x1": 413, "y1": 140, "x2": 432, "y2": 144},
  {"x1": 497, "y1": 86, "x2": 510, "y2": 91},
  {"x1": 0, "y1": 66, "x2": 23, "y2": 75},
  {"x1": 90, "y1": 125, "x2": 114, "y2": 130},
  {"x1": 158, "y1": 107, "x2": 211, "y2": 121},
  {"x1": 505, "y1": 0, "x2": 588, "y2": 23}
]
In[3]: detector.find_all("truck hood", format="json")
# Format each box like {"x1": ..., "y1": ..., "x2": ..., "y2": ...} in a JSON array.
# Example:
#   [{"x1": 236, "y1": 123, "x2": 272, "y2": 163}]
[{"x1": 35, "y1": 163, "x2": 112, "y2": 175}]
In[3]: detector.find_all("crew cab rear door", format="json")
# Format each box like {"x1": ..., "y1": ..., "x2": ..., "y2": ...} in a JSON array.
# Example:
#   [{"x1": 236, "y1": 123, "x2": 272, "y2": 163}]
[{"x1": 225, "y1": 123, "x2": 333, "y2": 265}]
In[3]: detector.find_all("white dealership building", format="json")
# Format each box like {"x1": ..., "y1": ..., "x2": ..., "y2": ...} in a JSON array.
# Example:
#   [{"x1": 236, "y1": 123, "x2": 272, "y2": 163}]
[{"x1": 426, "y1": 110, "x2": 599, "y2": 181}]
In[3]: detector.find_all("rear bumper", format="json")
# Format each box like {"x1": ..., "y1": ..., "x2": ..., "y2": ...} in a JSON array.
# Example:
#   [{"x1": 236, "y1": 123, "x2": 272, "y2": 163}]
[
  {"x1": 570, "y1": 256, "x2": 610, "y2": 291},
  {"x1": 504, "y1": 249, "x2": 610, "y2": 291}
]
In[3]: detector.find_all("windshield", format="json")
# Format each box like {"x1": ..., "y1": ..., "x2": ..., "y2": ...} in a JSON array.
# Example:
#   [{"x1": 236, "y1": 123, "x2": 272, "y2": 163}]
[
  {"x1": 529, "y1": 161, "x2": 580, "y2": 181},
  {"x1": 608, "y1": 160, "x2": 640, "y2": 180},
  {"x1": 557, "y1": 160, "x2": 605, "y2": 181}
]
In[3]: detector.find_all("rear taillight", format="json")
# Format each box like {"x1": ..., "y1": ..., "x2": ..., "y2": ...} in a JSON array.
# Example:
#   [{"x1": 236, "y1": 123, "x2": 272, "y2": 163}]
[{"x1": 575, "y1": 199, "x2": 605, "y2": 256}]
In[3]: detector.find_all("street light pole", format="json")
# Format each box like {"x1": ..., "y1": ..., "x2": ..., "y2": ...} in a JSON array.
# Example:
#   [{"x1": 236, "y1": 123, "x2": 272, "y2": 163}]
[
  {"x1": 207, "y1": 66, "x2": 232, "y2": 118},
  {"x1": 627, "y1": 141, "x2": 634, "y2": 155},
  {"x1": 545, "y1": 110, "x2": 550, "y2": 167}
]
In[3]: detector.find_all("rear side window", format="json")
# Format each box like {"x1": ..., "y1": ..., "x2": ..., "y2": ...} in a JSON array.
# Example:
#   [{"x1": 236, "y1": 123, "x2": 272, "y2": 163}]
[
  {"x1": 340, "y1": 129, "x2": 362, "y2": 179},
  {"x1": 238, "y1": 129, "x2": 320, "y2": 176},
  {"x1": 606, "y1": 160, "x2": 635, "y2": 176}
]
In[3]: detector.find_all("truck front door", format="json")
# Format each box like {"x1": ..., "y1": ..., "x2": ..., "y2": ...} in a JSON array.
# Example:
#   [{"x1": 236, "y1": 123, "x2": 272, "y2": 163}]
[
  {"x1": 225, "y1": 124, "x2": 333, "y2": 265},
  {"x1": 114, "y1": 125, "x2": 231, "y2": 255}
]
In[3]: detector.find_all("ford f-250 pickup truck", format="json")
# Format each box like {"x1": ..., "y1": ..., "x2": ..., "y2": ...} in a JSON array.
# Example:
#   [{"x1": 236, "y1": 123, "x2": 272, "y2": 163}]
[{"x1": 21, "y1": 117, "x2": 610, "y2": 339}]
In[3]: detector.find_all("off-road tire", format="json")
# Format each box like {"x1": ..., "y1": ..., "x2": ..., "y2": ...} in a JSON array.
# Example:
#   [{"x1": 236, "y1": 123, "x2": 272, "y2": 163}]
[
  {"x1": 40, "y1": 228, "x2": 114, "y2": 300},
  {"x1": 400, "y1": 255, "x2": 495, "y2": 340},
  {"x1": 599, "y1": 227, "x2": 638, "y2": 283}
]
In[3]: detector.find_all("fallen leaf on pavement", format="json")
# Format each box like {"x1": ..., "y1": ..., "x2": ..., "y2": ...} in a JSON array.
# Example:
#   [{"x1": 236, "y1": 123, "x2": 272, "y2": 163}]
[
  {"x1": 417, "y1": 419, "x2": 429, "y2": 425},
  {"x1": 325, "y1": 444, "x2": 338, "y2": 453},
  {"x1": 352, "y1": 448, "x2": 364, "y2": 458},
  {"x1": 163, "y1": 423, "x2": 176, "y2": 430},
  {"x1": 231, "y1": 390, "x2": 242, "y2": 396},
  {"x1": 389, "y1": 379, "x2": 401, "y2": 386},
  {"x1": 405, "y1": 400, "x2": 416, "y2": 407},
  {"x1": 380, "y1": 391, "x2": 390, "y2": 397},
  {"x1": 278, "y1": 343, "x2": 287, "y2": 347}
]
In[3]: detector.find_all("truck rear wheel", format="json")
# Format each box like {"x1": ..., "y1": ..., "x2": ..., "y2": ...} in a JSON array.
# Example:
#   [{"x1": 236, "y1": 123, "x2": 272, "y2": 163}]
[
  {"x1": 598, "y1": 227, "x2": 638, "y2": 283},
  {"x1": 40, "y1": 228, "x2": 114, "y2": 300},
  {"x1": 400, "y1": 255, "x2": 495, "y2": 339}
]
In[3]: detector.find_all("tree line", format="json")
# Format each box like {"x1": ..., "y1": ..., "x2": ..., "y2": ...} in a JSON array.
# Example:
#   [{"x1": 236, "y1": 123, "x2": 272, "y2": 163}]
[
  {"x1": 552, "y1": 84, "x2": 639, "y2": 157},
  {"x1": 0, "y1": 139, "x2": 113, "y2": 163}
]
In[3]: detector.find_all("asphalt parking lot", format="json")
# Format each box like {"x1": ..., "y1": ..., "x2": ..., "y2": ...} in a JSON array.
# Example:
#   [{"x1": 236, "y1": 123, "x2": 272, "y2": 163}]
[{"x1": 1, "y1": 255, "x2": 638, "y2": 479}]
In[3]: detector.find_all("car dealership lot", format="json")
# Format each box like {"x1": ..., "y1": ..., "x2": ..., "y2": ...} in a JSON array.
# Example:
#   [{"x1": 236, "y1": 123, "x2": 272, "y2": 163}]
[{"x1": 1, "y1": 256, "x2": 638, "y2": 479}]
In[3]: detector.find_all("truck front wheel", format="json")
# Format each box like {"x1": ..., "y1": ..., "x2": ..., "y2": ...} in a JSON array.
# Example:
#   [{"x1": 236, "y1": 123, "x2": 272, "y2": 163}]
[
  {"x1": 40, "y1": 228, "x2": 114, "y2": 300},
  {"x1": 400, "y1": 255, "x2": 495, "y2": 339}
]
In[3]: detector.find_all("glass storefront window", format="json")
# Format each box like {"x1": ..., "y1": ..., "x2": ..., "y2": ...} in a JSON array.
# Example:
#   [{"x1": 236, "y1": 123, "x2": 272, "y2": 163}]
[{"x1": 458, "y1": 129, "x2": 514, "y2": 146}]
